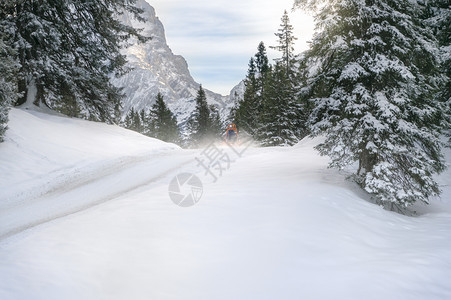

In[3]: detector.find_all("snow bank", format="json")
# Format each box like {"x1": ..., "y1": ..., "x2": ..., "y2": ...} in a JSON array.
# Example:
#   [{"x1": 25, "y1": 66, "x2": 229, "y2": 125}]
[
  {"x1": 0, "y1": 108, "x2": 178, "y2": 201},
  {"x1": 0, "y1": 108, "x2": 183, "y2": 239}
]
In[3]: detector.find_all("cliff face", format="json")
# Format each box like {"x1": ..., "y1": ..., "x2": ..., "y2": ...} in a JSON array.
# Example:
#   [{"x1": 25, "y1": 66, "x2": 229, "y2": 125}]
[{"x1": 112, "y1": 0, "x2": 233, "y2": 127}]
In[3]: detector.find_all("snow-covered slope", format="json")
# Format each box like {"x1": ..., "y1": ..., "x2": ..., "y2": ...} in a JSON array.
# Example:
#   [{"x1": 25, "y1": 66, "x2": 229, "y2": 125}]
[
  {"x1": 0, "y1": 108, "x2": 450, "y2": 299},
  {"x1": 112, "y1": 0, "x2": 233, "y2": 126},
  {"x1": 0, "y1": 108, "x2": 185, "y2": 239}
]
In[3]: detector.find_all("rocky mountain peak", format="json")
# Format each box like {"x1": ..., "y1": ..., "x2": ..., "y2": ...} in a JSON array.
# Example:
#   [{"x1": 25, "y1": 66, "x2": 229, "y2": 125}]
[{"x1": 112, "y1": 0, "x2": 236, "y2": 128}]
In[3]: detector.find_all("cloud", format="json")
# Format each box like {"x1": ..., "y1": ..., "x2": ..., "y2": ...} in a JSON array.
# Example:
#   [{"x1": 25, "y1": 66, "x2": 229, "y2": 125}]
[{"x1": 146, "y1": 0, "x2": 314, "y2": 95}]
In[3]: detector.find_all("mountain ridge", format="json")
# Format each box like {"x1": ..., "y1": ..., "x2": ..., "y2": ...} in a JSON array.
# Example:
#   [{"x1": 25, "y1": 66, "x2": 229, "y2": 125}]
[{"x1": 112, "y1": 0, "x2": 240, "y2": 128}]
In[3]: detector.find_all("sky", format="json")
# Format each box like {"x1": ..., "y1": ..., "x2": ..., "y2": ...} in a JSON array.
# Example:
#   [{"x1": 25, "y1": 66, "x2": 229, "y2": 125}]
[{"x1": 146, "y1": 0, "x2": 315, "y2": 95}]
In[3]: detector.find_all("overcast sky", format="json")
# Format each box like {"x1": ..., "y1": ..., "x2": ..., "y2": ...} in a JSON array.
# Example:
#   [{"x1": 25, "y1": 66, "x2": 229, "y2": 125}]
[{"x1": 146, "y1": 0, "x2": 315, "y2": 95}]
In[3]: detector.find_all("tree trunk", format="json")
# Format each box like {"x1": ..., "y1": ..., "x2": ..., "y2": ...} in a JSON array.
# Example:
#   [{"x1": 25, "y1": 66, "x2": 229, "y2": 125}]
[
  {"x1": 358, "y1": 149, "x2": 376, "y2": 176},
  {"x1": 14, "y1": 78, "x2": 27, "y2": 106}
]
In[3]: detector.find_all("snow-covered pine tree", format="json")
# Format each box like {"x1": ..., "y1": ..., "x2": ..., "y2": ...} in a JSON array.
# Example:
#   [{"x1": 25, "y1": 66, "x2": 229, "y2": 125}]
[
  {"x1": 423, "y1": 0, "x2": 451, "y2": 143},
  {"x1": 2, "y1": 0, "x2": 147, "y2": 122},
  {"x1": 270, "y1": 10, "x2": 298, "y2": 77},
  {"x1": 147, "y1": 93, "x2": 180, "y2": 144},
  {"x1": 0, "y1": 5, "x2": 20, "y2": 142},
  {"x1": 295, "y1": 0, "x2": 448, "y2": 208},
  {"x1": 259, "y1": 63, "x2": 300, "y2": 146}
]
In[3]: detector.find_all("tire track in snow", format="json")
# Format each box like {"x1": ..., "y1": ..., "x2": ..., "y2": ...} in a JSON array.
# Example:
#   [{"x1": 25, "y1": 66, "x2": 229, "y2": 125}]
[
  {"x1": 0, "y1": 150, "x2": 173, "y2": 210},
  {"x1": 0, "y1": 151, "x2": 195, "y2": 241}
]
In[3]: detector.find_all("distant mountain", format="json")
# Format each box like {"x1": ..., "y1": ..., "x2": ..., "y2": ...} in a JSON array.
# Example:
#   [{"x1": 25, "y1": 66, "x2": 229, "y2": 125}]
[
  {"x1": 112, "y1": 0, "x2": 237, "y2": 130},
  {"x1": 229, "y1": 80, "x2": 245, "y2": 104}
]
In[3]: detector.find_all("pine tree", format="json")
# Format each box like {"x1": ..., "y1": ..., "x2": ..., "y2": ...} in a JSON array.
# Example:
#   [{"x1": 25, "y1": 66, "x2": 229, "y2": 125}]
[
  {"x1": 133, "y1": 109, "x2": 143, "y2": 132},
  {"x1": 1, "y1": 0, "x2": 148, "y2": 122},
  {"x1": 296, "y1": 53, "x2": 313, "y2": 137},
  {"x1": 189, "y1": 85, "x2": 212, "y2": 146},
  {"x1": 0, "y1": 6, "x2": 20, "y2": 142},
  {"x1": 147, "y1": 93, "x2": 180, "y2": 144},
  {"x1": 295, "y1": 0, "x2": 448, "y2": 208},
  {"x1": 139, "y1": 109, "x2": 147, "y2": 133},
  {"x1": 259, "y1": 63, "x2": 300, "y2": 146},
  {"x1": 255, "y1": 42, "x2": 270, "y2": 83},
  {"x1": 124, "y1": 107, "x2": 136, "y2": 130},
  {"x1": 424, "y1": 0, "x2": 451, "y2": 143},
  {"x1": 233, "y1": 58, "x2": 258, "y2": 134},
  {"x1": 270, "y1": 10, "x2": 298, "y2": 77},
  {"x1": 254, "y1": 42, "x2": 271, "y2": 98},
  {"x1": 209, "y1": 104, "x2": 223, "y2": 139},
  {"x1": 255, "y1": 13, "x2": 305, "y2": 146},
  {"x1": 233, "y1": 43, "x2": 271, "y2": 138}
]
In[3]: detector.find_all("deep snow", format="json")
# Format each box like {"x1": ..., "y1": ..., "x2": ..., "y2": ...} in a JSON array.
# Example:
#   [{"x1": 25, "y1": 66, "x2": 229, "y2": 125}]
[{"x1": 0, "y1": 108, "x2": 450, "y2": 300}]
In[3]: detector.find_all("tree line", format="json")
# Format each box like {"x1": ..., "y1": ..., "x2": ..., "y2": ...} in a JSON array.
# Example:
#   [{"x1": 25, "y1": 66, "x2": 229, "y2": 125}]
[
  {"x1": 123, "y1": 86, "x2": 222, "y2": 147},
  {"x1": 230, "y1": 11, "x2": 306, "y2": 146},
  {"x1": 231, "y1": 2, "x2": 450, "y2": 209}
]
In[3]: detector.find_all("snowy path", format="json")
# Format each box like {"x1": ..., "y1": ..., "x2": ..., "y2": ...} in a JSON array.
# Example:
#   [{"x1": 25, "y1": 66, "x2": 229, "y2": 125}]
[
  {"x1": 1, "y1": 109, "x2": 451, "y2": 300},
  {"x1": 0, "y1": 149, "x2": 195, "y2": 240}
]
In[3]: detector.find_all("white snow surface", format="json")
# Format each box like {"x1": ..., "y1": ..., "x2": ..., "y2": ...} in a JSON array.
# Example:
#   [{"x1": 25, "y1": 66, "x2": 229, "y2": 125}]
[{"x1": 0, "y1": 108, "x2": 451, "y2": 300}]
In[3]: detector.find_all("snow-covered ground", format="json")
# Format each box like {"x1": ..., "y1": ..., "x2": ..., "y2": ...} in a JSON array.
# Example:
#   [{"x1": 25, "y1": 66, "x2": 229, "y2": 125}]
[{"x1": 0, "y1": 108, "x2": 450, "y2": 300}]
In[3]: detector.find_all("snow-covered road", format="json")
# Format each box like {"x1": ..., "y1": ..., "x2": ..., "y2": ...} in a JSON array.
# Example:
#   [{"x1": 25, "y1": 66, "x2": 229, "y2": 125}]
[
  {"x1": 0, "y1": 150, "x2": 195, "y2": 240},
  {"x1": 1, "y1": 109, "x2": 450, "y2": 300}
]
